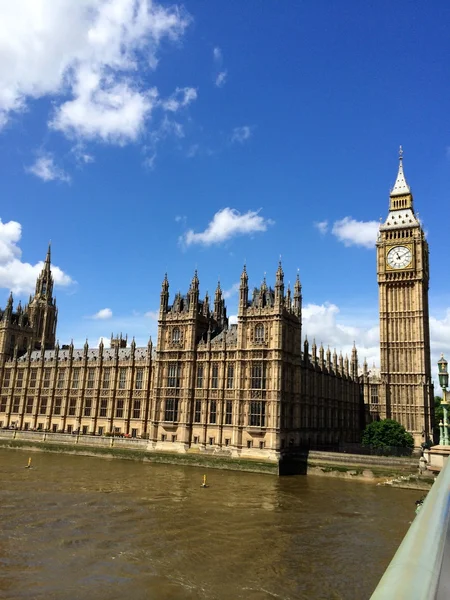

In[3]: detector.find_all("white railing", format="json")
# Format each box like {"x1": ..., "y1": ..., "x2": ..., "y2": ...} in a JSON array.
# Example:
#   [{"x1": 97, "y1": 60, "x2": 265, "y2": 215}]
[{"x1": 370, "y1": 457, "x2": 450, "y2": 599}]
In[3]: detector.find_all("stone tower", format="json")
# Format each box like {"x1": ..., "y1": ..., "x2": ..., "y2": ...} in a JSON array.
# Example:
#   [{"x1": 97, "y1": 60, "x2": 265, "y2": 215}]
[
  {"x1": 27, "y1": 243, "x2": 58, "y2": 351},
  {"x1": 377, "y1": 148, "x2": 433, "y2": 446}
]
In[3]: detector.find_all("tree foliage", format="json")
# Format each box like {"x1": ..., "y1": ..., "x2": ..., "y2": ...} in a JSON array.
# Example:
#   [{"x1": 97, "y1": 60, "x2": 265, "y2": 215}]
[
  {"x1": 435, "y1": 396, "x2": 444, "y2": 424},
  {"x1": 362, "y1": 419, "x2": 414, "y2": 449}
]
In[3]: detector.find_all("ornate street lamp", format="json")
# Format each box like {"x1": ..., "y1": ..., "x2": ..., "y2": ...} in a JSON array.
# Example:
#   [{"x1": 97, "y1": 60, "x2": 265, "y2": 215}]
[{"x1": 438, "y1": 354, "x2": 449, "y2": 445}]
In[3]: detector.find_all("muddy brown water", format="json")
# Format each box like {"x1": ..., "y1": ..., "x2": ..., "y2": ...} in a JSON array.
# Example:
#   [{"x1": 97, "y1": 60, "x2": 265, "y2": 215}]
[{"x1": 0, "y1": 449, "x2": 419, "y2": 599}]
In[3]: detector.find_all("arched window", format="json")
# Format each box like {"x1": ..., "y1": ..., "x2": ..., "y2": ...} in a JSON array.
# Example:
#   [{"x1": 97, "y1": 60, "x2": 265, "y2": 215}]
[
  {"x1": 172, "y1": 327, "x2": 181, "y2": 343},
  {"x1": 255, "y1": 324, "x2": 264, "y2": 343}
]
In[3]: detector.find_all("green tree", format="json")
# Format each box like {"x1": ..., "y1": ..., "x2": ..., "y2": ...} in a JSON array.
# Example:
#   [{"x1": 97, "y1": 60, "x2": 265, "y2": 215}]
[
  {"x1": 362, "y1": 419, "x2": 414, "y2": 450},
  {"x1": 435, "y1": 396, "x2": 443, "y2": 424}
]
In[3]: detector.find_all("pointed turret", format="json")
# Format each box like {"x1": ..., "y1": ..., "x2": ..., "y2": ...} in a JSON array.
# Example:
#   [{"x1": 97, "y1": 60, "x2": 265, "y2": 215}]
[
  {"x1": 319, "y1": 343, "x2": 325, "y2": 370},
  {"x1": 344, "y1": 354, "x2": 349, "y2": 377},
  {"x1": 303, "y1": 336, "x2": 309, "y2": 363},
  {"x1": 382, "y1": 147, "x2": 418, "y2": 227},
  {"x1": 293, "y1": 271, "x2": 302, "y2": 317},
  {"x1": 351, "y1": 342, "x2": 358, "y2": 379},
  {"x1": 2, "y1": 292, "x2": 13, "y2": 322},
  {"x1": 286, "y1": 283, "x2": 291, "y2": 312},
  {"x1": 160, "y1": 273, "x2": 169, "y2": 313},
  {"x1": 391, "y1": 146, "x2": 411, "y2": 196},
  {"x1": 214, "y1": 280, "x2": 223, "y2": 320},
  {"x1": 239, "y1": 264, "x2": 248, "y2": 313},
  {"x1": 275, "y1": 260, "x2": 284, "y2": 308},
  {"x1": 312, "y1": 338, "x2": 317, "y2": 364},
  {"x1": 188, "y1": 269, "x2": 199, "y2": 312}
]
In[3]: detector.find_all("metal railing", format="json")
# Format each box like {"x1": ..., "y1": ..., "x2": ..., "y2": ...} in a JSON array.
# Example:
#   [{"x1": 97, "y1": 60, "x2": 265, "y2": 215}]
[{"x1": 370, "y1": 457, "x2": 450, "y2": 599}]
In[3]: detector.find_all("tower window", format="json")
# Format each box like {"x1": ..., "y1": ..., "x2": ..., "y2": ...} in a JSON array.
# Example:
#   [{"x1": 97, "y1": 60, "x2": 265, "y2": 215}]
[
  {"x1": 167, "y1": 363, "x2": 180, "y2": 388},
  {"x1": 211, "y1": 364, "x2": 219, "y2": 389},
  {"x1": 133, "y1": 400, "x2": 141, "y2": 419},
  {"x1": 115, "y1": 399, "x2": 124, "y2": 418},
  {"x1": 43, "y1": 368, "x2": 51, "y2": 388},
  {"x1": 249, "y1": 401, "x2": 266, "y2": 427},
  {"x1": 251, "y1": 363, "x2": 266, "y2": 390},
  {"x1": 225, "y1": 400, "x2": 232, "y2": 425},
  {"x1": 25, "y1": 397, "x2": 33, "y2": 414},
  {"x1": 102, "y1": 368, "x2": 110, "y2": 389},
  {"x1": 118, "y1": 368, "x2": 127, "y2": 389},
  {"x1": 172, "y1": 328, "x2": 181, "y2": 343},
  {"x1": 2, "y1": 371, "x2": 10, "y2": 388},
  {"x1": 16, "y1": 370, "x2": 24, "y2": 389},
  {"x1": 194, "y1": 400, "x2": 201, "y2": 423},
  {"x1": 87, "y1": 368, "x2": 95, "y2": 389},
  {"x1": 84, "y1": 399, "x2": 92, "y2": 417},
  {"x1": 71, "y1": 369, "x2": 80, "y2": 389},
  {"x1": 227, "y1": 364, "x2": 234, "y2": 389},
  {"x1": 54, "y1": 397, "x2": 62, "y2": 415},
  {"x1": 196, "y1": 364, "x2": 204, "y2": 388},
  {"x1": 135, "y1": 368, "x2": 144, "y2": 390},
  {"x1": 209, "y1": 400, "x2": 217, "y2": 424},
  {"x1": 57, "y1": 369, "x2": 65, "y2": 389},
  {"x1": 100, "y1": 399, "x2": 108, "y2": 417},
  {"x1": 255, "y1": 324, "x2": 264, "y2": 343},
  {"x1": 164, "y1": 398, "x2": 179, "y2": 422}
]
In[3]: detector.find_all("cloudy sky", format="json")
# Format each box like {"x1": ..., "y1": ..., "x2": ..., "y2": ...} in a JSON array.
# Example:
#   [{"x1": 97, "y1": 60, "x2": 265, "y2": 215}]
[{"x1": 0, "y1": 0, "x2": 449, "y2": 380}]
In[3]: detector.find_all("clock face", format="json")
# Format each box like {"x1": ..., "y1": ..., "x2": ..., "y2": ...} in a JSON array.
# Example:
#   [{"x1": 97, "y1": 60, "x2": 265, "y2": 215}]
[{"x1": 387, "y1": 245, "x2": 412, "y2": 269}]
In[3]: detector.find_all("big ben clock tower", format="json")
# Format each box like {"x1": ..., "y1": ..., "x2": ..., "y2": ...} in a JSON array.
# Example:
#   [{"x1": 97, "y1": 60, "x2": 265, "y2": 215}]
[{"x1": 377, "y1": 148, "x2": 434, "y2": 446}]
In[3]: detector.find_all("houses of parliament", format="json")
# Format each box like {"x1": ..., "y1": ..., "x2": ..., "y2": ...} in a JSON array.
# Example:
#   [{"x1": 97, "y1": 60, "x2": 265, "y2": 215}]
[{"x1": 0, "y1": 152, "x2": 434, "y2": 457}]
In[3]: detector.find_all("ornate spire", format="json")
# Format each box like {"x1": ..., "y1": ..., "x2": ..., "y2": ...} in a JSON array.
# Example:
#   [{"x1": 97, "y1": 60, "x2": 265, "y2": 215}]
[
  {"x1": 276, "y1": 260, "x2": 284, "y2": 284},
  {"x1": 239, "y1": 264, "x2": 249, "y2": 313},
  {"x1": 390, "y1": 146, "x2": 411, "y2": 196},
  {"x1": 191, "y1": 269, "x2": 199, "y2": 289}
]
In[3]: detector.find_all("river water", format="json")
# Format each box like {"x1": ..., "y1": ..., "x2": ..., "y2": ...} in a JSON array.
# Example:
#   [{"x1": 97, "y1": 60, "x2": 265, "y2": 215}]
[{"x1": 0, "y1": 449, "x2": 418, "y2": 600}]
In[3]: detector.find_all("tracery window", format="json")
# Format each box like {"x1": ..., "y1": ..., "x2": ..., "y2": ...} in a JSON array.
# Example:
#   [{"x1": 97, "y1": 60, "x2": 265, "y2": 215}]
[
  {"x1": 72, "y1": 369, "x2": 80, "y2": 389},
  {"x1": 194, "y1": 400, "x2": 201, "y2": 423},
  {"x1": 135, "y1": 368, "x2": 144, "y2": 390},
  {"x1": 255, "y1": 324, "x2": 265, "y2": 343},
  {"x1": 211, "y1": 364, "x2": 219, "y2": 389},
  {"x1": 102, "y1": 369, "x2": 110, "y2": 389},
  {"x1": 226, "y1": 365, "x2": 234, "y2": 389},
  {"x1": 118, "y1": 368, "x2": 127, "y2": 390},
  {"x1": 164, "y1": 398, "x2": 179, "y2": 422},
  {"x1": 209, "y1": 400, "x2": 217, "y2": 424},
  {"x1": 167, "y1": 363, "x2": 180, "y2": 388},
  {"x1": 16, "y1": 370, "x2": 24, "y2": 389},
  {"x1": 249, "y1": 401, "x2": 266, "y2": 427},
  {"x1": 87, "y1": 368, "x2": 95, "y2": 389},
  {"x1": 251, "y1": 363, "x2": 266, "y2": 390},
  {"x1": 225, "y1": 401, "x2": 232, "y2": 425},
  {"x1": 196, "y1": 364, "x2": 203, "y2": 388},
  {"x1": 133, "y1": 400, "x2": 141, "y2": 419},
  {"x1": 57, "y1": 369, "x2": 65, "y2": 389},
  {"x1": 172, "y1": 328, "x2": 181, "y2": 343}
]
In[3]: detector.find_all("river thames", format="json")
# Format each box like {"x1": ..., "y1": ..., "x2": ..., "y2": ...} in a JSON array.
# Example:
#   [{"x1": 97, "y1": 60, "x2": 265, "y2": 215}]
[{"x1": 0, "y1": 448, "x2": 418, "y2": 600}]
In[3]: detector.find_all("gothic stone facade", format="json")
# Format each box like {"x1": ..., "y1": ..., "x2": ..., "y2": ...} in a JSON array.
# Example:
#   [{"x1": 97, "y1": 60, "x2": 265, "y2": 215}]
[{"x1": 0, "y1": 260, "x2": 362, "y2": 461}]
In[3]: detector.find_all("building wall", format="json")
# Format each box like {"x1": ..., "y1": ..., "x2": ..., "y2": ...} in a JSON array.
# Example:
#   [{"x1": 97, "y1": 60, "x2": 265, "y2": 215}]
[{"x1": 0, "y1": 267, "x2": 362, "y2": 461}]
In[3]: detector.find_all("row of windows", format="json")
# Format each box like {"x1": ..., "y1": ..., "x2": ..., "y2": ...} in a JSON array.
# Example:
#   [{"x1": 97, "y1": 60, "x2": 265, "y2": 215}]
[
  {"x1": 3, "y1": 368, "x2": 146, "y2": 390},
  {"x1": 170, "y1": 325, "x2": 265, "y2": 344},
  {"x1": 164, "y1": 399, "x2": 265, "y2": 427},
  {"x1": 1, "y1": 396, "x2": 143, "y2": 419},
  {"x1": 168, "y1": 363, "x2": 267, "y2": 390}
]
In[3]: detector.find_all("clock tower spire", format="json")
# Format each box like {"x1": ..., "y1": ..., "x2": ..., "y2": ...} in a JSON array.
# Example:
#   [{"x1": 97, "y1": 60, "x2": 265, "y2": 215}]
[{"x1": 376, "y1": 148, "x2": 433, "y2": 446}]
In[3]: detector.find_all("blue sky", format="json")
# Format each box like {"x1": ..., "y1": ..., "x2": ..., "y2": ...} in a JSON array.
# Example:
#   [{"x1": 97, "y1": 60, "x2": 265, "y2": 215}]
[{"x1": 1, "y1": 0, "x2": 450, "y2": 375}]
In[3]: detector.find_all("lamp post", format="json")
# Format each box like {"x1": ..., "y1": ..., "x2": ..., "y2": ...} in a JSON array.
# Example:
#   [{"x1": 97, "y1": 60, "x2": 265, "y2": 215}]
[{"x1": 438, "y1": 354, "x2": 449, "y2": 446}]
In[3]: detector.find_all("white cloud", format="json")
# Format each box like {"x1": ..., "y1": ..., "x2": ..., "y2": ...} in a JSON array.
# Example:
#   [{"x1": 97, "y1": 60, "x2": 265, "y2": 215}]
[
  {"x1": 96, "y1": 336, "x2": 111, "y2": 348},
  {"x1": 229, "y1": 314, "x2": 238, "y2": 326},
  {"x1": 161, "y1": 87, "x2": 197, "y2": 112},
  {"x1": 215, "y1": 70, "x2": 227, "y2": 88},
  {"x1": 223, "y1": 282, "x2": 240, "y2": 299},
  {"x1": 213, "y1": 47, "x2": 222, "y2": 62},
  {"x1": 91, "y1": 308, "x2": 113, "y2": 320},
  {"x1": 27, "y1": 154, "x2": 71, "y2": 183},
  {"x1": 331, "y1": 217, "x2": 379, "y2": 249},
  {"x1": 0, "y1": 219, "x2": 73, "y2": 294},
  {"x1": 180, "y1": 207, "x2": 274, "y2": 247},
  {"x1": 0, "y1": 0, "x2": 192, "y2": 143},
  {"x1": 145, "y1": 310, "x2": 159, "y2": 320},
  {"x1": 302, "y1": 302, "x2": 380, "y2": 368},
  {"x1": 231, "y1": 126, "x2": 253, "y2": 144},
  {"x1": 314, "y1": 220, "x2": 328, "y2": 235}
]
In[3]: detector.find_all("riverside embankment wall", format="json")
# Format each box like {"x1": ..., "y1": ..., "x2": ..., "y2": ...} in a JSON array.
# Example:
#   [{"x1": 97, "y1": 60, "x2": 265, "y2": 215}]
[{"x1": 0, "y1": 430, "x2": 421, "y2": 479}]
